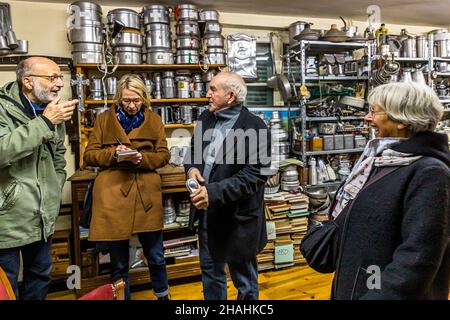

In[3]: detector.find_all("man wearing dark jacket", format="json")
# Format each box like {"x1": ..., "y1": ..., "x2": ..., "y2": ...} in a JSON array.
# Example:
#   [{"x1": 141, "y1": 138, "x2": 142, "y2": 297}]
[{"x1": 184, "y1": 72, "x2": 271, "y2": 300}]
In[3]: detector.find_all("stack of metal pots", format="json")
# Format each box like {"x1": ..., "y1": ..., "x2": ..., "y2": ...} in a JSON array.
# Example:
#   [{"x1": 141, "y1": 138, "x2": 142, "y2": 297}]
[
  {"x1": 175, "y1": 4, "x2": 200, "y2": 64},
  {"x1": 199, "y1": 9, "x2": 226, "y2": 65},
  {"x1": 142, "y1": 5, "x2": 174, "y2": 64},
  {"x1": 270, "y1": 111, "x2": 290, "y2": 164},
  {"x1": 67, "y1": 1, "x2": 104, "y2": 65},
  {"x1": 108, "y1": 8, "x2": 142, "y2": 64}
]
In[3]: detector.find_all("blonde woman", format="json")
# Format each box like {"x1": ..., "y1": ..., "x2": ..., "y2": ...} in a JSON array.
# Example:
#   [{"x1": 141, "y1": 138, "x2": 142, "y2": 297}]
[{"x1": 84, "y1": 74, "x2": 170, "y2": 300}]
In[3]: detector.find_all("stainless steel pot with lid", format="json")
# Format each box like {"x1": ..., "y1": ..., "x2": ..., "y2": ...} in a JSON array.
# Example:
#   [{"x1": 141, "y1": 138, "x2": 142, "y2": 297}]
[
  {"x1": 68, "y1": 24, "x2": 104, "y2": 43},
  {"x1": 199, "y1": 9, "x2": 219, "y2": 21},
  {"x1": 204, "y1": 21, "x2": 222, "y2": 34},
  {"x1": 176, "y1": 50, "x2": 199, "y2": 64},
  {"x1": 68, "y1": 1, "x2": 102, "y2": 24},
  {"x1": 289, "y1": 21, "x2": 308, "y2": 45},
  {"x1": 175, "y1": 4, "x2": 198, "y2": 21},
  {"x1": 107, "y1": 8, "x2": 141, "y2": 30},
  {"x1": 112, "y1": 30, "x2": 142, "y2": 47},
  {"x1": 145, "y1": 25, "x2": 172, "y2": 49},
  {"x1": 176, "y1": 35, "x2": 200, "y2": 49},
  {"x1": 177, "y1": 21, "x2": 200, "y2": 36},
  {"x1": 142, "y1": 5, "x2": 170, "y2": 25},
  {"x1": 203, "y1": 34, "x2": 225, "y2": 48},
  {"x1": 146, "y1": 49, "x2": 174, "y2": 64}
]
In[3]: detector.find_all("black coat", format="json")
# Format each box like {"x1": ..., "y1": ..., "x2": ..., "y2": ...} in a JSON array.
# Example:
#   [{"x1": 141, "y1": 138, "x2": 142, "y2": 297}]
[
  {"x1": 184, "y1": 106, "x2": 271, "y2": 262},
  {"x1": 332, "y1": 132, "x2": 450, "y2": 300}
]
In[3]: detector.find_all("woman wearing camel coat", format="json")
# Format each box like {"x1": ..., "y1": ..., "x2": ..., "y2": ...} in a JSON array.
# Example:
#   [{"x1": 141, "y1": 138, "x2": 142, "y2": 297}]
[{"x1": 83, "y1": 74, "x2": 170, "y2": 300}]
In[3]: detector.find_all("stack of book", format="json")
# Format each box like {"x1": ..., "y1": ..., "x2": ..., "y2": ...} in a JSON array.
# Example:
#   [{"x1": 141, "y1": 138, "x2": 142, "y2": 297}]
[
  {"x1": 163, "y1": 235, "x2": 197, "y2": 258},
  {"x1": 261, "y1": 191, "x2": 312, "y2": 270},
  {"x1": 257, "y1": 242, "x2": 275, "y2": 271}
]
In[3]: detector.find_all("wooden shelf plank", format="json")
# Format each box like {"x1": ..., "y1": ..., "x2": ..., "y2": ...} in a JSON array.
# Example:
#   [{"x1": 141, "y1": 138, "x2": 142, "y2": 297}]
[
  {"x1": 84, "y1": 98, "x2": 209, "y2": 104},
  {"x1": 74, "y1": 64, "x2": 226, "y2": 70},
  {"x1": 163, "y1": 124, "x2": 195, "y2": 129}
]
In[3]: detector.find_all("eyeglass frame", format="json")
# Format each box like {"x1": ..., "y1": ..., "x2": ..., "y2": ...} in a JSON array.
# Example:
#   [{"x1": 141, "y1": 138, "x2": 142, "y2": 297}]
[
  {"x1": 368, "y1": 104, "x2": 387, "y2": 116},
  {"x1": 121, "y1": 98, "x2": 144, "y2": 106},
  {"x1": 27, "y1": 74, "x2": 64, "y2": 83}
]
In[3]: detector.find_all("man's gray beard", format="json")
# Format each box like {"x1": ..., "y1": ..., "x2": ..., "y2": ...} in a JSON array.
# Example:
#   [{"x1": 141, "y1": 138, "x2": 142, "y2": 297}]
[{"x1": 32, "y1": 79, "x2": 53, "y2": 104}]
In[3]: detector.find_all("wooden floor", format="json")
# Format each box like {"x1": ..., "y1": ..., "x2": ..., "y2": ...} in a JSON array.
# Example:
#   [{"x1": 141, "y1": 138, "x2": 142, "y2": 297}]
[{"x1": 47, "y1": 264, "x2": 334, "y2": 300}]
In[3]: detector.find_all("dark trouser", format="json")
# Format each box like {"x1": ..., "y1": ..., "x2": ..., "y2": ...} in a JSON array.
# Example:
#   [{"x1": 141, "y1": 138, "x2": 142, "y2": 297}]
[
  {"x1": 0, "y1": 238, "x2": 52, "y2": 300},
  {"x1": 198, "y1": 213, "x2": 259, "y2": 300},
  {"x1": 106, "y1": 231, "x2": 169, "y2": 300}
]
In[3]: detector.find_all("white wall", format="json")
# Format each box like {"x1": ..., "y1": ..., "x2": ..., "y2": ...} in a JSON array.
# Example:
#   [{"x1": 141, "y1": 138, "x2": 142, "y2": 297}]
[{"x1": 0, "y1": 0, "x2": 445, "y2": 204}]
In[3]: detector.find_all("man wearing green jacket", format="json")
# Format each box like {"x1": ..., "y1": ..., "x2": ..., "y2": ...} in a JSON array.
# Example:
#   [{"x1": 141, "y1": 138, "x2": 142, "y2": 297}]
[{"x1": 0, "y1": 57, "x2": 78, "y2": 299}]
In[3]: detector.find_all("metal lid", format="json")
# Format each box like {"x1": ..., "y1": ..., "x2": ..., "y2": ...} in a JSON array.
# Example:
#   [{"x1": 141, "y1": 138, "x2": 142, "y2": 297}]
[
  {"x1": 69, "y1": 1, "x2": 102, "y2": 13},
  {"x1": 142, "y1": 4, "x2": 168, "y2": 11},
  {"x1": 107, "y1": 8, "x2": 139, "y2": 15}
]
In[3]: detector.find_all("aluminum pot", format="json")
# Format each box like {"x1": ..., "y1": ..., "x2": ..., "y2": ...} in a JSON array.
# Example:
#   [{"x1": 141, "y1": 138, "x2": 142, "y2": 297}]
[
  {"x1": 105, "y1": 77, "x2": 117, "y2": 97},
  {"x1": 71, "y1": 51, "x2": 104, "y2": 64},
  {"x1": 206, "y1": 53, "x2": 226, "y2": 65},
  {"x1": 68, "y1": 25, "x2": 104, "y2": 43},
  {"x1": 114, "y1": 46, "x2": 142, "y2": 64},
  {"x1": 271, "y1": 128, "x2": 289, "y2": 141},
  {"x1": 434, "y1": 33, "x2": 450, "y2": 58},
  {"x1": 146, "y1": 49, "x2": 174, "y2": 64},
  {"x1": 289, "y1": 21, "x2": 308, "y2": 45},
  {"x1": 177, "y1": 21, "x2": 200, "y2": 36},
  {"x1": 145, "y1": 22, "x2": 170, "y2": 33},
  {"x1": 145, "y1": 24, "x2": 172, "y2": 49},
  {"x1": 176, "y1": 4, "x2": 198, "y2": 21},
  {"x1": 202, "y1": 70, "x2": 215, "y2": 82},
  {"x1": 203, "y1": 21, "x2": 222, "y2": 34},
  {"x1": 199, "y1": 9, "x2": 219, "y2": 21},
  {"x1": 112, "y1": 31, "x2": 142, "y2": 47},
  {"x1": 203, "y1": 34, "x2": 225, "y2": 48},
  {"x1": 142, "y1": 5, "x2": 170, "y2": 25},
  {"x1": 68, "y1": 2, "x2": 102, "y2": 25},
  {"x1": 107, "y1": 8, "x2": 140, "y2": 30},
  {"x1": 176, "y1": 35, "x2": 200, "y2": 49},
  {"x1": 206, "y1": 47, "x2": 226, "y2": 54},
  {"x1": 272, "y1": 142, "x2": 290, "y2": 154},
  {"x1": 416, "y1": 36, "x2": 428, "y2": 58},
  {"x1": 401, "y1": 37, "x2": 416, "y2": 58},
  {"x1": 71, "y1": 42, "x2": 103, "y2": 52},
  {"x1": 177, "y1": 50, "x2": 199, "y2": 64}
]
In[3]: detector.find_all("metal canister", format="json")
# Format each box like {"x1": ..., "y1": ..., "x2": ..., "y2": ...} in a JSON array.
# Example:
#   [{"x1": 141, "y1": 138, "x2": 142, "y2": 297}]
[
  {"x1": 153, "y1": 73, "x2": 162, "y2": 99},
  {"x1": 416, "y1": 36, "x2": 428, "y2": 58},
  {"x1": 180, "y1": 105, "x2": 193, "y2": 124},
  {"x1": 104, "y1": 77, "x2": 117, "y2": 98},
  {"x1": 162, "y1": 71, "x2": 176, "y2": 99},
  {"x1": 176, "y1": 75, "x2": 191, "y2": 98},
  {"x1": 192, "y1": 73, "x2": 204, "y2": 98},
  {"x1": 401, "y1": 37, "x2": 416, "y2": 58}
]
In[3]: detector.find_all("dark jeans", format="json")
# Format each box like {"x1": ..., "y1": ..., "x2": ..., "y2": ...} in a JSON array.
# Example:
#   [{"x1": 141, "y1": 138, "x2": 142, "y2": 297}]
[
  {"x1": 106, "y1": 231, "x2": 168, "y2": 300},
  {"x1": 198, "y1": 213, "x2": 259, "y2": 300},
  {"x1": 0, "y1": 238, "x2": 52, "y2": 300}
]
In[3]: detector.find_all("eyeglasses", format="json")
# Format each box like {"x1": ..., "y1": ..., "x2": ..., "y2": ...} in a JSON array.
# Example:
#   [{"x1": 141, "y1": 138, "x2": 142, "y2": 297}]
[
  {"x1": 368, "y1": 105, "x2": 387, "y2": 116},
  {"x1": 28, "y1": 74, "x2": 64, "y2": 83},
  {"x1": 121, "y1": 98, "x2": 143, "y2": 106}
]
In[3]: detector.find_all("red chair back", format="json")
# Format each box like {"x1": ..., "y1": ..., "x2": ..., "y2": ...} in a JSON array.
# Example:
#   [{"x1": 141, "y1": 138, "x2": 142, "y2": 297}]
[
  {"x1": 0, "y1": 266, "x2": 16, "y2": 300},
  {"x1": 78, "y1": 279, "x2": 125, "y2": 300}
]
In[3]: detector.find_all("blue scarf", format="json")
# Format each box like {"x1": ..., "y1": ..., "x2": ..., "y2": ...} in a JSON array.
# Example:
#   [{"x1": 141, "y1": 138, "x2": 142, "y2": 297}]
[{"x1": 116, "y1": 105, "x2": 145, "y2": 134}]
